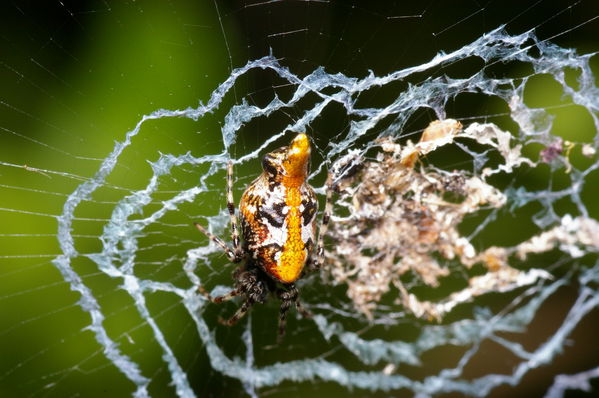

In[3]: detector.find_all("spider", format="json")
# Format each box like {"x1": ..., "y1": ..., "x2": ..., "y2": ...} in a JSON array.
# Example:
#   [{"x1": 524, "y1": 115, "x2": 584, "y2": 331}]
[{"x1": 194, "y1": 133, "x2": 333, "y2": 340}]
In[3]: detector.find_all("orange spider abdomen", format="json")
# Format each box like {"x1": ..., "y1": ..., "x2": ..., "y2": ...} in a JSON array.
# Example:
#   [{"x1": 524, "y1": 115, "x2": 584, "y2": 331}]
[{"x1": 239, "y1": 133, "x2": 317, "y2": 284}]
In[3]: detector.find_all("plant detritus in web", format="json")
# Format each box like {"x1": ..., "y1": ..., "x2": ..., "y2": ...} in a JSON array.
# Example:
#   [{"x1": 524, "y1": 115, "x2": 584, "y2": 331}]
[{"x1": 323, "y1": 119, "x2": 599, "y2": 320}]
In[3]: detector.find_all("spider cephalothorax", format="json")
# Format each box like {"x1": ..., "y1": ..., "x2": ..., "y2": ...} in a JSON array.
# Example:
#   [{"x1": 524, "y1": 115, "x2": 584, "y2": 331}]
[{"x1": 195, "y1": 133, "x2": 330, "y2": 340}]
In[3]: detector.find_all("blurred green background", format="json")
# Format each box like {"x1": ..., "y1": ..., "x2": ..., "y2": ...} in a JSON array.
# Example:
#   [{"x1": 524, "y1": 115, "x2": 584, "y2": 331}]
[{"x1": 0, "y1": 0, "x2": 598, "y2": 397}]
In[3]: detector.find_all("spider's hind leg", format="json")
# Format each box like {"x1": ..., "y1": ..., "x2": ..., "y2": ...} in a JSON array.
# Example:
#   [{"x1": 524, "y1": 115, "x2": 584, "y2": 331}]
[
  {"x1": 310, "y1": 171, "x2": 334, "y2": 271},
  {"x1": 225, "y1": 160, "x2": 244, "y2": 260}
]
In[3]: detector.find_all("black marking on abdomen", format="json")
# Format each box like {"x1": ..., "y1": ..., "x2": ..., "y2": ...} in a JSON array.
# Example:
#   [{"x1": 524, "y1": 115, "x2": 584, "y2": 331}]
[
  {"x1": 257, "y1": 202, "x2": 286, "y2": 228},
  {"x1": 301, "y1": 198, "x2": 317, "y2": 226}
]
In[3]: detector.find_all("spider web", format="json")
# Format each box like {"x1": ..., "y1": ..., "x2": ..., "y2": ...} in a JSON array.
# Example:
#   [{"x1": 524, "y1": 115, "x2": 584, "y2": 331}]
[{"x1": 1, "y1": 1, "x2": 599, "y2": 397}]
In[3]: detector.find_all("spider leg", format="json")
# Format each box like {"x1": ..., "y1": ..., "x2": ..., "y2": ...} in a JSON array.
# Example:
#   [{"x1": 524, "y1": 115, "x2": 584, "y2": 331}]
[
  {"x1": 276, "y1": 288, "x2": 294, "y2": 342},
  {"x1": 194, "y1": 222, "x2": 240, "y2": 262},
  {"x1": 226, "y1": 160, "x2": 244, "y2": 260},
  {"x1": 193, "y1": 161, "x2": 244, "y2": 263},
  {"x1": 203, "y1": 266, "x2": 267, "y2": 326},
  {"x1": 294, "y1": 296, "x2": 312, "y2": 319},
  {"x1": 276, "y1": 284, "x2": 311, "y2": 342},
  {"x1": 198, "y1": 285, "x2": 241, "y2": 303},
  {"x1": 220, "y1": 298, "x2": 255, "y2": 326},
  {"x1": 311, "y1": 171, "x2": 334, "y2": 270}
]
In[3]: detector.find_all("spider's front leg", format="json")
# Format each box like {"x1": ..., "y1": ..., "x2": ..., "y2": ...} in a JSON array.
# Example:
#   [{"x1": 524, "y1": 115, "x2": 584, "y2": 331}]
[
  {"x1": 276, "y1": 284, "x2": 312, "y2": 342},
  {"x1": 197, "y1": 268, "x2": 243, "y2": 307},
  {"x1": 219, "y1": 267, "x2": 268, "y2": 326},
  {"x1": 201, "y1": 266, "x2": 269, "y2": 326},
  {"x1": 219, "y1": 297, "x2": 254, "y2": 326},
  {"x1": 198, "y1": 284, "x2": 239, "y2": 304},
  {"x1": 197, "y1": 270, "x2": 248, "y2": 324}
]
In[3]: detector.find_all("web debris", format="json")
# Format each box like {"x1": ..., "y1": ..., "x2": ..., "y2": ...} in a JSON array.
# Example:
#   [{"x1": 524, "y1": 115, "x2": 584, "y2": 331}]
[{"x1": 53, "y1": 26, "x2": 599, "y2": 397}]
